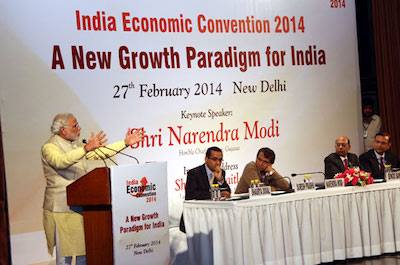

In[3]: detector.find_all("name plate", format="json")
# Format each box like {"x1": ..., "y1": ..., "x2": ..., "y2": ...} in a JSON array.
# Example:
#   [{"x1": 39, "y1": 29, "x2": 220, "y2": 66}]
[
  {"x1": 249, "y1": 186, "x2": 271, "y2": 198},
  {"x1": 385, "y1": 171, "x2": 400, "y2": 181},
  {"x1": 325, "y1": 178, "x2": 345, "y2": 189},
  {"x1": 296, "y1": 182, "x2": 315, "y2": 192}
]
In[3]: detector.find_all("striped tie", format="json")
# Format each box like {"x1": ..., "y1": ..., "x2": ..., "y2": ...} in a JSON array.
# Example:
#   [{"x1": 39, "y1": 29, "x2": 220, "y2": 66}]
[{"x1": 380, "y1": 156, "x2": 385, "y2": 173}]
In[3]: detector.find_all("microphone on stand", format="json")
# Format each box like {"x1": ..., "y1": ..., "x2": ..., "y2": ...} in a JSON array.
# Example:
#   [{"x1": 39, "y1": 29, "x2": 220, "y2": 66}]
[
  {"x1": 96, "y1": 148, "x2": 118, "y2": 166},
  {"x1": 290, "y1": 171, "x2": 326, "y2": 189},
  {"x1": 101, "y1": 145, "x2": 140, "y2": 164},
  {"x1": 291, "y1": 171, "x2": 325, "y2": 177},
  {"x1": 82, "y1": 139, "x2": 118, "y2": 166},
  {"x1": 92, "y1": 149, "x2": 108, "y2": 167}
]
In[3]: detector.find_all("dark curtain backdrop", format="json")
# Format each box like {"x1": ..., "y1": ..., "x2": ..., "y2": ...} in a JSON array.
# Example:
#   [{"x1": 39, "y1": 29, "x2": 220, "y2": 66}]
[
  {"x1": 0, "y1": 116, "x2": 11, "y2": 265},
  {"x1": 371, "y1": 1, "x2": 400, "y2": 156}
]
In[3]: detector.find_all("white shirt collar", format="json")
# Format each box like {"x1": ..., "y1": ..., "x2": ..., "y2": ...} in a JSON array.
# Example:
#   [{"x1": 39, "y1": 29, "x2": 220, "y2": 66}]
[{"x1": 374, "y1": 150, "x2": 385, "y2": 160}]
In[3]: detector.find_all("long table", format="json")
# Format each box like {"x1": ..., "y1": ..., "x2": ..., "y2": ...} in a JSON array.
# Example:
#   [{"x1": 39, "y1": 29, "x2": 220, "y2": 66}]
[{"x1": 183, "y1": 182, "x2": 400, "y2": 265}]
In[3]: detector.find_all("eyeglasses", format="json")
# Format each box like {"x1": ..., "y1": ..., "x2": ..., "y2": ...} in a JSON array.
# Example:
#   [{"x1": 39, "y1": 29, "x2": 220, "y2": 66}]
[
  {"x1": 257, "y1": 157, "x2": 271, "y2": 164},
  {"x1": 207, "y1": 157, "x2": 223, "y2": 162},
  {"x1": 335, "y1": 143, "x2": 348, "y2": 147},
  {"x1": 375, "y1": 140, "x2": 389, "y2": 145}
]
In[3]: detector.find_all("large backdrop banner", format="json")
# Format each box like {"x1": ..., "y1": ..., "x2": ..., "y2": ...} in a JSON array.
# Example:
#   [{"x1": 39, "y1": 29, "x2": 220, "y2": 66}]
[{"x1": 0, "y1": 0, "x2": 361, "y2": 264}]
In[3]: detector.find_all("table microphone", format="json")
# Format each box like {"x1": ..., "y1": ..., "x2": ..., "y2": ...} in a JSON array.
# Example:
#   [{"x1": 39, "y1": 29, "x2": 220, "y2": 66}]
[
  {"x1": 291, "y1": 171, "x2": 325, "y2": 177},
  {"x1": 291, "y1": 171, "x2": 325, "y2": 189}
]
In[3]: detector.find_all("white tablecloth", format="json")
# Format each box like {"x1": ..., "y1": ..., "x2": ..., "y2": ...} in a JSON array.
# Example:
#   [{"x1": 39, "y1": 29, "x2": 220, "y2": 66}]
[{"x1": 183, "y1": 182, "x2": 400, "y2": 265}]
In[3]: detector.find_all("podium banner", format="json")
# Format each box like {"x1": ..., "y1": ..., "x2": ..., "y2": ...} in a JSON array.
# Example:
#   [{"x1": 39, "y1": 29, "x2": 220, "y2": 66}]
[{"x1": 110, "y1": 162, "x2": 169, "y2": 265}]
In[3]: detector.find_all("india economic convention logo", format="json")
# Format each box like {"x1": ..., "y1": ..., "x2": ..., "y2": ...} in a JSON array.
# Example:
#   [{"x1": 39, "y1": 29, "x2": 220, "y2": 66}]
[{"x1": 126, "y1": 176, "x2": 157, "y2": 198}]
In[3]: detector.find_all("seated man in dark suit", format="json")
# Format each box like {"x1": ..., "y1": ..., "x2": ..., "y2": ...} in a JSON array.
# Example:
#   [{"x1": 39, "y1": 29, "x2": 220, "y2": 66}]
[
  {"x1": 324, "y1": 136, "x2": 359, "y2": 179},
  {"x1": 179, "y1": 146, "x2": 231, "y2": 232},
  {"x1": 359, "y1": 132, "x2": 400, "y2": 179}
]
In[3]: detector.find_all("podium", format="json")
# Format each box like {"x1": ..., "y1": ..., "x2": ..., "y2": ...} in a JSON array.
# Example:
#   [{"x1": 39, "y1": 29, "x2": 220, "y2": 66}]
[
  {"x1": 67, "y1": 167, "x2": 113, "y2": 265},
  {"x1": 66, "y1": 163, "x2": 169, "y2": 265}
]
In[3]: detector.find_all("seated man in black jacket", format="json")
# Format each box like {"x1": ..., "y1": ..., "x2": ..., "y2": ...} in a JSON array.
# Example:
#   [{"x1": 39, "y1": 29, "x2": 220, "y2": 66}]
[
  {"x1": 179, "y1": 146, "x2": 231, "y2": 232},
  {"x1": 324, "y1": 136, "x2": 359, "y2": 179},
  {"x1": 359, "y1": 132, "x2": 400, "y2": 179}
]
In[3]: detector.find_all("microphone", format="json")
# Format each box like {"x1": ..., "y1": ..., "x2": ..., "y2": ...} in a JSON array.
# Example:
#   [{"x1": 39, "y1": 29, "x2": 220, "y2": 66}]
[
  {"x1": 93, "y1": 149, "x2": 108, "y2": 167},
  {"x1": 82, "y1": 139, "x2": 118, "y2": 166},
  {"x1": 96, "y1": 147, "x2": 118, "y2": 166},
  {"x1": 101, "y1": 145, "x2": 139, "y2": 164},
  {"x1": 291, "y1": 171, "x2": 325, "y2": 189},
  {"x1": 291, "y1": 171, "x2": 325, "y2": 177}
]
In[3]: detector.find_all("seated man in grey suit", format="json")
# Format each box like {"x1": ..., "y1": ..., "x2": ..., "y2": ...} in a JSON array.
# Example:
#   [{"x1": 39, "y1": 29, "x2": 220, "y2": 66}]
[
  {"x1": 359, "y1": 132, "x2": 400, "y2": 179},
  {"x1": 324, "y1": 136, "x2": 359, "y2": 179}
]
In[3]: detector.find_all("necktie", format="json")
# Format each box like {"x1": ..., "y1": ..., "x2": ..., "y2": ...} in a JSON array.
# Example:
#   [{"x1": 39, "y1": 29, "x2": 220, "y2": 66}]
[
  {"x1": 209, "y1": 173, "x2": 215, "y2": 186},
  {"x1": 343, "y1": 158, "x2": 349, "y2": 169},
  {"x1": 380, "y1": 156, "x2": 385, "y2": 172},
  {"x1": 260, "y1": 174, "x2": 265, "y2": 184}
]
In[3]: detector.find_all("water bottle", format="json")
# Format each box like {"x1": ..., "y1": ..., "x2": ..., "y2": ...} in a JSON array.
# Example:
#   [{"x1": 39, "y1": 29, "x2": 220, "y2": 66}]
[
  {"x1": 250, "y1": 179, "x2": 257, "y2": 189},
  {"x1": 254, "y1": 179, "x2": 260, "y2": 187},
  {"x1": 216, "y1": 185, "x2": 221, "y2": 200},
  {"x1": 384, "y1": 164, "x2": 392, "y2": 181},
  {"x1": 210, "y1": 184, "x2": 215, "y2": 200},
  {"x1": 210, "y1": 184, "x2": 219, "y2": 201},
  {"x1": 304, "y1": 174, "x2": 314, "y2": 189}
]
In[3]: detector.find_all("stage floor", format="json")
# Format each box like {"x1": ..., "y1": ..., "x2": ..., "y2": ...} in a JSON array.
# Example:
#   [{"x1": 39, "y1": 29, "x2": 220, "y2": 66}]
[{"x1": 321, "y1": 253, "x2": 400, "y2": 265}]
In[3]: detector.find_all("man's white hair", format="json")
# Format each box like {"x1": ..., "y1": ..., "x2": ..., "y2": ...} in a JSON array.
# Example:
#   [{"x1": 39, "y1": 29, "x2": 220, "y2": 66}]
[{"x1": 50, "y1": 113, "x2": 74, "y2": 135}]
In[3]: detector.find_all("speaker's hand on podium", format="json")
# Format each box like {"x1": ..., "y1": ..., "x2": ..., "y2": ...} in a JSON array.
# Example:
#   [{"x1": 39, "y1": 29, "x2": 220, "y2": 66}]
[
  {"x1": 84, "y1": 131, "x2": 107, "y2": 152},
  {"x1": 124, "y1": 128, "x2": 144, "y2": 147}
]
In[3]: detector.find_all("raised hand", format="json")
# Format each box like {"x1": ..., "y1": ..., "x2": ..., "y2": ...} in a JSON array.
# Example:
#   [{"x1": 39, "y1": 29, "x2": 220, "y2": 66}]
[
  {"x1": 124, "y1": 128, "x2": 144, "y2": 146},
  {"x1": 214, "y1": 166, "x2": 223, "y2": 182},
  {"x1": 84, "y1": 131, "x2": 107, "y2": 152}
]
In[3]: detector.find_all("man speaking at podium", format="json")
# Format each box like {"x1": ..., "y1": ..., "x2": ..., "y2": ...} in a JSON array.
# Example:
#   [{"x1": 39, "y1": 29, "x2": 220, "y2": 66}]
[{"x1": 41, "y1": 113, "x2": 142, "y2": 265}]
